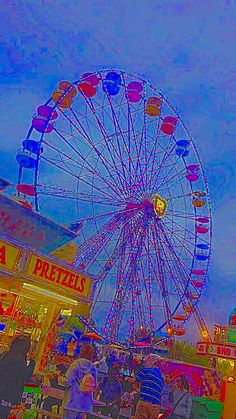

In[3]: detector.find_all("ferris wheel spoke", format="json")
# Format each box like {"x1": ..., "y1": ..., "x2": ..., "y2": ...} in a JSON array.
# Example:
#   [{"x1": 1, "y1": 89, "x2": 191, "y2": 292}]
[
  {"x1": 100, "y1": 83, "x2": 138, "y2": 191},
  {"x1": 123, "y1": 107, "x2": 145, "y2": 197},
  {"x1": 155, "y1": 235, "x2": 189, "y2": 320},
  {"x1": 156, "y1": 147, "x2": 188, "y2": 191},
  {"x1": 146, "y1": 116, "x2": 162, "y2": 167},
  {"x1": 78, "y1": 97, "x2": 130, "y2": 192},
  {"x1": 163, "y1": 228, "x2": 209, "y2": 273},
  {"x1": 134, "y1": 122, "x2": 149, "y2": 195},
  {"x1": 150, "y1": 139, "x2": 176, "y2": 193},
  {"x1": 142, "y1": 267, "x2": 158, "y2": 333},
  {"x1": 164, "y1": 215, "x2": 209, "y2": 245},
  {"x1": 145, "y1": 133, "x2": 169, "y2": 190},
  {"x1": 96, "y1": 232, "x2": 126, "y2": 286},
  {"x1": 157, "y1": 234, "x2": 191, "y2": 304},
  {"x1": 160, "y1": 221, "x2": 200, "y2": 268},
  {"x1": 150, "y1": 226, "x2": 173, "y2": 325},
  {"x1": 47, "y1": 127, "x2": 126, "y2": 199},
  {"x1": 104, "y1": 216, "x2": 147, "y2": 341},
  {"x1": 160, "y1": 241, "x2": 200, "y2": 313},
  {"x1": 143, "y1": 243, "x2": 169, "y2": 326},
  {"x1": 153, "y1": 169, "x2": 187, "y2": 199},
  {"x1": 147, "y1": 234, "x2": 155, "y2": 331},
  {"x1": 164, "y1": 217, "x2": 197, "y2": 247},
  {"x1": 141, "y1": 84, "x2": 149, "y2": 189},
  {"x1": 38, "y1": 191, "x2": 121, "y2": 207},
  {"x1": 43, "y1": 137, "x2": 124, "y2": 194},
  {"x1": 120, "y1": 72, "x2": 145, "y2": 196},
  {"x1": 74, "y1": 211, "x2": 133, "y2": 268},
  {"x1": 157, "y1": 168, "x2": 187, "y2": 194},
  {"x1": 158, "y1": 222, "x2": 197, "y2": 281},
  {"x1": 57, "y1": 110, "x2": 128, "y2": 195},
  {"x1": 76, "y1": 209, "x2": 143, "y2": 269},
  {"x1": 167, "y1": 192, "x2": 193, "y2": 202},
  {"x1": 41, "y1": 155, "x2": 119, "y2": 201},
  {"x1": 37, "y1": 184, "x2": 124, "y2": 207},
  {"x1": 167, "y1": 209, "x2": 196, "y2": 218}
]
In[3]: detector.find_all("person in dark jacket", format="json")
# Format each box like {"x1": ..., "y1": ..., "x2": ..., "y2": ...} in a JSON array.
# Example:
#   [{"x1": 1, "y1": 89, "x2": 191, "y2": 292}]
[
  {"x1": 43, "y1": 364, "x2": 67, "y2": 414},
  {"x1": 0, "y1": 335, "x2": 35, "y2": 418}
]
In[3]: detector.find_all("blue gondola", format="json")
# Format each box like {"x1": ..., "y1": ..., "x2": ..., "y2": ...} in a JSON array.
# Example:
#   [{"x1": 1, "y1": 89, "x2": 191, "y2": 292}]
[
  {"x1": 105, "y1": 71, "x2": 122, "y2": 85},
  {"x1": 16, "y1": 149, "x2": 36, "y2": 169},
  {"x1": 196, "y1": 254, "x2": 208, "y2": 261},
  {"x1": 176, "y1": 139, "x2": 190, "y2": 148},
  {"x1": 22, "y1": 139, "x2": 41, "y2": 154},
  {"x1": 175, "y1": 148, "x2": 189, "y2": 157}
]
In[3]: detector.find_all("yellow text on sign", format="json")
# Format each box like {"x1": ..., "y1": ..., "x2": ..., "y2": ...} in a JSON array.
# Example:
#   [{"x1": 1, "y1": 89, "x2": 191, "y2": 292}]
[
  {"x1": 0, "y1": 240, "x2": 23, "y2": 272},
  {"x1": 25, "y1": 253, "x2": 93, "y2": 301}
]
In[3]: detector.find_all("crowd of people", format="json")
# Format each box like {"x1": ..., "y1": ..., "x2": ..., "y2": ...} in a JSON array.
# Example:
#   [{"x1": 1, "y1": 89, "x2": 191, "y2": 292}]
[
  {"x1": 0, "y1": 336, "x2": 193, "y2": 419},
  {"x1": 61, "y1": 345, "x2": 193, "y2": 419}
]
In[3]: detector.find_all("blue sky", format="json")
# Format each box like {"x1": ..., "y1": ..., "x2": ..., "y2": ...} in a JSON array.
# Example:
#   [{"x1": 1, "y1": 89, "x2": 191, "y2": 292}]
[{"x1": 0, "y1": 0, "x2": 236, "y2": 342}]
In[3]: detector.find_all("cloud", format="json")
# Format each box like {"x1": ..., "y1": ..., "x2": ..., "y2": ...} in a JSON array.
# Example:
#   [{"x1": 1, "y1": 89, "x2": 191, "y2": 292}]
[{"x1": 212, "y1": 196, "x2": 236, "y2": 276}]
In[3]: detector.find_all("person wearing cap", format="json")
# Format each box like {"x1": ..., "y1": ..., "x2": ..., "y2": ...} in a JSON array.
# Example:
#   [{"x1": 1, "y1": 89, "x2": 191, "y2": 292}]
[
  {"x1": 93, "y1": 366, "x2": 122, "y2": 418},
  {"x1": 134, "y1": 356, "x2": 164, "y2": 419}
]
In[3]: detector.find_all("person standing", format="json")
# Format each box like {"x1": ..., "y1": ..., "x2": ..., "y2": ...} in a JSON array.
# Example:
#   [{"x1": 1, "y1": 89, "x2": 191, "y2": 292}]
[
  {"x1": 119, "y1": 380, "x2": 134, "y2": 419},
  {"x1": 106, "y1": 351, "x2": 113, "y2": 368},
  {"x1": 63, "y1": 344, "x2": 97, "y2": 419},
  {"x1": 134, "y1": 357, "x2": 144, "y2": 376},
  {"x1": 134, "y1": 356, "x2": 164, "y2": 419},
  {"x1": 161, "y1": 374, "x2": 173, "y2": 414},
  {"x1": 169, "y1": 375, "x2": 192, "y2": 419},
  {"x1": 126, "y1": 352, "x2": 134, "y2": 374},
  {"x1": 119, "y1": 352, "x2": 125, "y2": 367},
  {"x1": 97, "y1": 355, "x2": 108, "y2": 382},
  {"x1": 43, "y1": 364, "x2": 67, "y2": 414},
  {"x1": 0, "y1": 335, "x2": 35, "y2": 419},
  {"x1": 93, "y1": 366, "x2": 122, "y2": 418}
]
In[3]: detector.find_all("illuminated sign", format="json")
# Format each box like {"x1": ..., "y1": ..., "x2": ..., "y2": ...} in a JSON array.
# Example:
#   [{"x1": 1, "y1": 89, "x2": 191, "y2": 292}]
[
  {"x1": 0, "y1": 194, "x2": 76, "y2": 252},
  {"x1": 0, "y1": 239, "x2": 24, "y2": 273},
  {"x1": 228, "y1": 330, "x2": 236, "y2": 343},
  {"x1": 24, "y1": 252, "x2": 93, "y2": 301},
  {"x1": 196, "y1": 342, "x2": 208, "y2": 355},
  {"x1": 197, "y1": 342, "x2": 236, "y2": 360}
]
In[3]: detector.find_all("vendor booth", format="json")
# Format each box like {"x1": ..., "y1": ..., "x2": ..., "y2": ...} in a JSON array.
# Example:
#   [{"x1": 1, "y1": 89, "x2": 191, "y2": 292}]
[{"x1": 0, "y1": 234, "x2": 93, "y2": 373}]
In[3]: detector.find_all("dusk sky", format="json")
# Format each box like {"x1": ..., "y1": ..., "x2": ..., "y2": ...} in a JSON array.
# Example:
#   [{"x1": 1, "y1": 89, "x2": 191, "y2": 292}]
[{"x1": 0, "y1": 1, "x2": 235, "y2": 342}]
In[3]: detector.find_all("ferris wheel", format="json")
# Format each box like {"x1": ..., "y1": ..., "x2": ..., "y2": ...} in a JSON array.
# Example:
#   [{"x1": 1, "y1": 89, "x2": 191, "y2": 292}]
[{"x1": 16, "y1": 69, "x2": 212, "y2": 345}]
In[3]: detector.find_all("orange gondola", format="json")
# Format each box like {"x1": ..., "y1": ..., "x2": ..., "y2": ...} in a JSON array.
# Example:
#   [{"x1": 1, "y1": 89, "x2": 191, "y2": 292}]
[{"x1": 172, "y1": 314, "x2": 188, "y2": 321}]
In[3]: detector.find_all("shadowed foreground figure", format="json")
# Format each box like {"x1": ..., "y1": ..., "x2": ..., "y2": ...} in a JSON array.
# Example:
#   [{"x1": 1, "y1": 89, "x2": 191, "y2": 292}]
[
  {"x1": 92, "y1": 366, "x2": 122, "y2": 418},
  {"x1": 169, "y1": 375, "x2": 193, "y2": 419},
  {"x1": 0, "y1": 335, "x2": 35, "y2": 419}
]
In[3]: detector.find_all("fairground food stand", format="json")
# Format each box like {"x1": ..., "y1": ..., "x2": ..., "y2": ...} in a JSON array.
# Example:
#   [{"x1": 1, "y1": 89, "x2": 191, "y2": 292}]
[
  {"x1": 0, "y1": 234, "x2": 93, "y2": 373},
  {"x1": 0, "y1": 194, "x2": 94, "y2": 374}
]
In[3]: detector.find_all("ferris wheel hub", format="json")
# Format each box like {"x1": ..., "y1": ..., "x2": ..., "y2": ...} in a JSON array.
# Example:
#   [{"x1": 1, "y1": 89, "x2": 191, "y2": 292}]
[
  {"x1": 153, "y1": 194, "x2": 168, "y2": 218},
  {"x1": 126, "y1": 194, "x2": 167, "y2": 219}
]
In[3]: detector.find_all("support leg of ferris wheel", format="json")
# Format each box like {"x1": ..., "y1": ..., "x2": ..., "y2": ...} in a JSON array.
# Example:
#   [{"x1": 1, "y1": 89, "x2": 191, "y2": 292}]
[
  {"x1": 103, "y1": 217, "x2": 148, "y2": 342},
  {"x1": 193, "y1": 304, "x2": 212, "y2": 342}
]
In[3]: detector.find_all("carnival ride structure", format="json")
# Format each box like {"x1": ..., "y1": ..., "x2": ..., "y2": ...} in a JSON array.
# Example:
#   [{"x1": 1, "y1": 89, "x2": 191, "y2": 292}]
[{"x1": 16, "y1": 70, "x2": 212, "y2": 346}]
